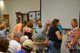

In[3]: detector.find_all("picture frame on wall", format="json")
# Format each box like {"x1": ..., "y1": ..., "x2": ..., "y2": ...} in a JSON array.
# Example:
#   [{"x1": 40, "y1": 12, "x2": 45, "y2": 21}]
[
  {"x1": 36, "y1": 11, "x2": 41, "y2": 22},
  {"x1": 28, "y1": 11, "x2": 41, "y2": 27},
  {"x1": 28, "y1": 11, "x2": 36, "y2": 26},
  {"x1": 16, "y1": 12, "x2": 23, "y2": 23},
  {"x1": 29, "y1": 12, "x2": 36, "y2": 22},
  {"x1": 16, "y1": 12, "x2": 29, "y2": 23},
  {"x1": 23, "y1": 13, "x2": 29, "y2": 22},
  {"x1": 18, "y1": 14, "x2": 22, "y2": 22}
]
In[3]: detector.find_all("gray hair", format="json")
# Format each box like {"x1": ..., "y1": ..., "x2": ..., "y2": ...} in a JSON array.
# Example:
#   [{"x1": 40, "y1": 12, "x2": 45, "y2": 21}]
[
  {"x1": 14, "y1": 32, "x2": 22, "y2": 38},
  {"x1": 20, "y1": 35, "x2": 28, "y2": 44}
]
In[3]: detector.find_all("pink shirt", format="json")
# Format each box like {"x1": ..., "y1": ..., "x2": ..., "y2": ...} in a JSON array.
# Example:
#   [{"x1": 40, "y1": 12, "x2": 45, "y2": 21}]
[
  {"x1": 66, "y1": 27, "x2": 78, "y2": 48},
  {"x1": 11, "y1": 23, "x2": 22, "y2": 39},
  {"x1": 12, "y1": 23, "x2": 22, "y2": 34}
]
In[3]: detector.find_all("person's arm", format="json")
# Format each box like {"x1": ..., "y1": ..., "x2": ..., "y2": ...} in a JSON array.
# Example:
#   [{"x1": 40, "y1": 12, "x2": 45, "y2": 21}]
[
  {"x1": 45, "y1": 31, "x2": 48, "y2": 36},
  {"x1": 72, "y1": 35, "x2": 79, "y2": 46},
  {"x1": 56, "y1": 31, "x2": 62, "y2": 40},
  {"x1": 44, "y1": 37, "x2": 49, "y2": 46},
  {"x1": 23, "y1": 27, "x2": 26, "y2": 34},
  {"x1": 44, "y1": 26, "x2": 48, "y2": 35},
  {"x1": 10, "y1": 26, "x2": 16, "y2": 39},
  {"x1": 34, "y1": 26, "x2": 37, "y2": 33},
  {"x1": 17, "y1": 24, "x2": 22, "y2": 32}
]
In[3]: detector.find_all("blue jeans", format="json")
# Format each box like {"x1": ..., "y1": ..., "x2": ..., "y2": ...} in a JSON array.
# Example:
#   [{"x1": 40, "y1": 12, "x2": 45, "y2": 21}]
[{"x1": 48, "y1": 40, "x2": 61, "y2": 53}]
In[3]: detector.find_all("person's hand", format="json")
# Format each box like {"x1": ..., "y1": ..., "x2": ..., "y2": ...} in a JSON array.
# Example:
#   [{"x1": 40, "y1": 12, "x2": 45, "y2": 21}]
[
  {"x1": 44, "y1": 40, "x2": 48, "y2": 46},
  {"x1": 33, "y1": 41, "x2": 35, "y2": 44},
  {"x1": 45, "y1": 32, "x2": 48, "y2": 35}
]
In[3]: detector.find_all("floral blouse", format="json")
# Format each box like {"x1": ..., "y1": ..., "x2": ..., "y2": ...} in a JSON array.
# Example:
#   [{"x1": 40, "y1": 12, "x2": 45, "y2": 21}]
[{"x1": 66, "y1": 27, "x2": 78, "y2": 49}]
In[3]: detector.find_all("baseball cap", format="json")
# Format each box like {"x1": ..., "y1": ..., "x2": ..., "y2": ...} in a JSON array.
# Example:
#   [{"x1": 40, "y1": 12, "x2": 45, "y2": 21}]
[{"x1": 22, "y1": 39, "x2": 33, "y2": 49}]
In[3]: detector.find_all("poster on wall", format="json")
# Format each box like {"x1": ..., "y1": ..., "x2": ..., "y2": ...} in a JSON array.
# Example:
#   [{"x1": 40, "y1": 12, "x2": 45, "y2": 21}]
[
  {"x1": 29, "y1": 12, "x2": 35, "y2": 22},
  {"x1": 29, "y1": 11, "x2": 36, "y2": 26},
  {"x1": 36, "y1": 11, "x2": 41, "y2": 21},
  {"x1": 23, "y1": 14, "x2": 27, "y2": 22},
  {"x1": 18, "y1": 15, "x2": 22, "y2": 22},
  {"x1": 28, "y1": 11, "x2": 41, "y2": 27}
]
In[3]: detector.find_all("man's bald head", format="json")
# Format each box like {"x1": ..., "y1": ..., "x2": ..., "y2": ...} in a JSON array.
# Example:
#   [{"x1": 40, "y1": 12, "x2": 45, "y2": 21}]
[{"x1": 37, "y1": 21, "x2": 42, "y2": 28}]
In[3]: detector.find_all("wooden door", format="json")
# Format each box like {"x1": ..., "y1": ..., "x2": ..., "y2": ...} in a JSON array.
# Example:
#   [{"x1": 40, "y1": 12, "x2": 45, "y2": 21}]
[
  {"x1": 3, "y1": 14, "x2": 9, "y2": 27},
  {"x1": 79, "y1": 12, "x2": 80, "y2": 28}
]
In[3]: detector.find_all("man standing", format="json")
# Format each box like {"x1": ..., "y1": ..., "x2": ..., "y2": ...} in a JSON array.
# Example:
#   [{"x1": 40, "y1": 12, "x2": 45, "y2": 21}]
[
  {"x1": 34, "y1": 21, "x2": 46, "y2": 53},
  {"x1": 35, "y1": 21, "x2": 46, "y2": 38}
]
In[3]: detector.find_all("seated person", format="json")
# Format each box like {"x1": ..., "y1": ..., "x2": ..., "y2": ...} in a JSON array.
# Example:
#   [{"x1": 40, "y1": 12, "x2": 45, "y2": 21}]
[
  {"x1": 0, "y1": 23, "x2": 6, "y2": 37},
  {"x1": 0, "y1": 37, "x2": 9, "y2": 53},
  {"x1": 20, "y1": 36, "x2": 29, "y2": 44},
  {"x1": 8, "y1": 32, "x2": 22, "y2": 53},
  {"x1": 17, "y1": 39, "x2": 33, "y2": 53}
]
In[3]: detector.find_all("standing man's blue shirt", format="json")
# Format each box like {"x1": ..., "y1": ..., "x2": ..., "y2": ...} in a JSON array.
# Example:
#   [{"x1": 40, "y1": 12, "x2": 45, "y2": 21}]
[{"x1": 35, "y1": 26, "x2": 46, "y2": 39}]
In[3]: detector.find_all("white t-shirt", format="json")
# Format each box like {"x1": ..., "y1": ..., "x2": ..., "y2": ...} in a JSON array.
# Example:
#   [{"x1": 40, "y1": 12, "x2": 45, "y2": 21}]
[{"x1": 8, "y1": 40, "x2": 21, "y2": 53}]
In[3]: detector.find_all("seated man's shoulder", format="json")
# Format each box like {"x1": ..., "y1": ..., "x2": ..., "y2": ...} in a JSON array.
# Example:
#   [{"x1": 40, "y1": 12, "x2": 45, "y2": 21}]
[{"x1": 10, "y1": 40, "x2": 21, "y2": 46}]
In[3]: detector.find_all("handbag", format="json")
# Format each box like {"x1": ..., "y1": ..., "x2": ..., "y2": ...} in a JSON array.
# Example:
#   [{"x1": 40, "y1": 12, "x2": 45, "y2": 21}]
[{"x1": 54, "y1": 41, "x2": 61, "y2": 49}]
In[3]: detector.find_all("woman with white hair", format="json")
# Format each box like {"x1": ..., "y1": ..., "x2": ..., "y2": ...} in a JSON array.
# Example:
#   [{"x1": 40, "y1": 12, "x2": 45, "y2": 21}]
[{"x1": 20, "y1": 35, "x2": 29, "y2": 44}]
